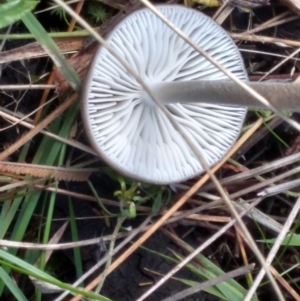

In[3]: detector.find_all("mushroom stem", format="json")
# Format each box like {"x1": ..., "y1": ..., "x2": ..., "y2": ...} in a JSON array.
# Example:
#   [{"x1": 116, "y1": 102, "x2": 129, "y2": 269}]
[{"x1": 150, "y1": 81, "x2": 300, "y2": 111}]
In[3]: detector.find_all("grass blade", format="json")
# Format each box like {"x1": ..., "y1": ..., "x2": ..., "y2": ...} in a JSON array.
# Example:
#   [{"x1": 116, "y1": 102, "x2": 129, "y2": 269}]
[
  {"x1": 0, "y1": 266, "x2": 27, "y2": 301},
  {"x1": 0, "y1": 250, "x2": 113, "y2": 301},
  {"x1": 21, "y1": 12, "x2": 81, "y2": 92}
]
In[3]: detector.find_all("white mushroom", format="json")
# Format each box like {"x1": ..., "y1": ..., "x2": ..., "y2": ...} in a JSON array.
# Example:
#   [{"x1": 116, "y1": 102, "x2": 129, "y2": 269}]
[{"x1": 82, "y1": 5, "x2": 248, "y2": 184}]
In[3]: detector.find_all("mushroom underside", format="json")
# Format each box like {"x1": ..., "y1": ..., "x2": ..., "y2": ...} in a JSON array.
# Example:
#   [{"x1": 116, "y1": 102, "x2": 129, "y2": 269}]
[{"x1": 82, "y1": 5, "x2": 248, "y2": 184}]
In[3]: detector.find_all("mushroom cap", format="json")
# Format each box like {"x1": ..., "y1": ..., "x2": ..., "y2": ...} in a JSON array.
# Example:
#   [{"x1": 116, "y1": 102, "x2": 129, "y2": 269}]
[{"x1": 82, "y1": 5, "x2": 247, "y2": 185}]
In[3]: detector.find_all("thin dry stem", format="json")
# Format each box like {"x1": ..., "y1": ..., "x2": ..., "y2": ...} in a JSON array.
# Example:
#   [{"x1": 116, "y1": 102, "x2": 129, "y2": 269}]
[
  {"x1": 231, "y1": 32, "x2": 300, "y2": 47},
  {"x1": 0, "y1": 93, "x2": 78, "y2": 161},
  {"x1": 161, "y1": 264, "x2": 255, "y2": 301},
  {"x1": 246, "y1": 13, "x2": 299, "y2": 35},
  {"x1": 269, "y1": 265, "x2": 300, "y2": 301},
  {"x1": 136, "y1": 198, "x2": 262, "y2": 301},
  {"x1": 68, "y1": 118, "x2": 264, "y2": 301},
  {"x1": 0, "y1": 84, "x2": 56, "y2": 90},
  {"x1": 29, "y1": 222, "x2": 69, "y2": 294},
  {"x1": 0, "y1": 97, "x2": 55, "y2": 132},
  {"x1": 259, "y1": 47, "x2": 300, "y2": 81},
  {"x1": 244, "y1": 196, "x2": 300, "y2": 301},
  {"x1": 0, "y1": 107, "x2": 97, "y2": 156},
  {"x1": 235, "y1": 224, "x2": 254, "y2": 288},
  {"x1": 203, "y1": 151, "x2": 300, "y2": 190}
]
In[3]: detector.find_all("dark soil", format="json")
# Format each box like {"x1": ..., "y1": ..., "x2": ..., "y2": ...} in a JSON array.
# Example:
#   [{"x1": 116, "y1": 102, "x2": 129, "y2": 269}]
[{"x1": 50, "y1": 183, "x2": 218, "y2": 301}]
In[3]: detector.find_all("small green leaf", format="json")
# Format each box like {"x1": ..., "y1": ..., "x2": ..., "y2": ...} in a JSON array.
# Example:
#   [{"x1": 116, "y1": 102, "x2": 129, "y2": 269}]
[
  {"x1": 0, "y1": 0, "x2": 39, "y2": 29},
  {"x1": 258, "y1": 234, "x2": 300, "y2": 246}
]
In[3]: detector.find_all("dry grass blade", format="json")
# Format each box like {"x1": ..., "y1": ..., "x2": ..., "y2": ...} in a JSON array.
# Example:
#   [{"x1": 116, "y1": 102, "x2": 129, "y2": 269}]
[
  {"x1": 0, "y1": 84, "x2": 56, "y2": 90},
  {"x1": 0, "y1": 161, "x2": 98, "y2": 181},
  {"x1": 0, "y1": 37, "x2": 84, "y2": 64},
  {"x1": 235, "y1": 230, "x2": 253, "y2": 287},
  {"x1": 203, "y1": 151, "x2": 300, "y2": 190},
  {"x1": 227, "y1": 165, "x2": 300, "y2": 198},
  {"x1": 161, "y1": 264, "x2": 255, "y2": 301},
  {"x1": 213, "y1": 0, "x2": 234, "y2": 24},
  {"x1": 231, "y1": 32, "x2": 300, "y2": 47},
  {"x1": 269, "y1": 266, "x2": 300, "y2": 301},
  {"x1": 244, "y1": 196, "x2": 300, "y2": 301},
  {"x1": 259, "y1": 178, "x2": 300, "y2": 196},
  {"x1": 0, "y1": 179, "x2": 40, "y2": 193},
  {"x1": 0, "y1": 199, "x2": 235, "y2": 252},
  {"x1": 136, "y1": 198, "x2": 263, "y2": 301},
  {"x1": 30, "y1": 222, "x2": 69, "y2": 294},
  {"x1": 0, "y1": 93, "x2": 77, "y2": 161},
  {"x1": 36, "y1": 185, "x2": 151, "y2": 212},
  {"x1": 177, "y1": 186, "x2": 284, "y2": 233},
  {"x1": 184, "y1": 214, "x2": 231, "y2": 223},
  {"x1": 281, "y1": 0, "x2": 300, "y2": 15},
  {"x1": 0, "y1": 229, "x2": 132, "y2": 251},
  {"x1": 259, "y1": 47, "x2": 300, "y2": 81},
  {"x1": 243, "y1": 11, "x2": 299, "y2": 35},
  {"x1": 0, "y1": 104, "x2": 97, "y2": 156},
  {"x1": 189, "y1": 160, "x2": 300, "y2": 211},
  {"x1": 245, "y1": 11, "x2": 290, "y2": 34},
  {"x1": 234, "y1": 202, "x2": 283, "y2": 233}
]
